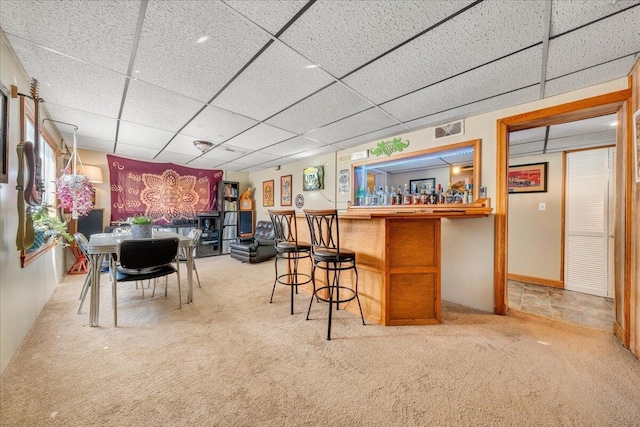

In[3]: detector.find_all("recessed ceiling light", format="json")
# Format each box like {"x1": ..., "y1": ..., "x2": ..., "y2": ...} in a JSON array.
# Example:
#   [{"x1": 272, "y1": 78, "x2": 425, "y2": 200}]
[
  {"x1": 305, "y1": 64, "x2": 318, "y2": 69},
  {"x1": 197, "y1": 35, "x2": 209, "y2": 44},
  {"x1": 609, "y1": 121, "x2": 617, "y2": 127}
]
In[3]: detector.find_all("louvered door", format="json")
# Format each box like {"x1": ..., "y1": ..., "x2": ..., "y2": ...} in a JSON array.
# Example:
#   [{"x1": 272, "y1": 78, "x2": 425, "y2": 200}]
[{"x1": 565, "y1": 148, "x2": 611, "y2": 297}]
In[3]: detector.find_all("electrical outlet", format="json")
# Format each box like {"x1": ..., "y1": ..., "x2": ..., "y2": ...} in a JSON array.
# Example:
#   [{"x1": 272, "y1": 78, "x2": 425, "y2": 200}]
[{"x1": 539, "y1": 202, "x2": 546, "y2": 211}]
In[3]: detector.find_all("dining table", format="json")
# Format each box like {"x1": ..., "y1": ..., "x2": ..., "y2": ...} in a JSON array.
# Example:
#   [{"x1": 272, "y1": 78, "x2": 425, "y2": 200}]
[{"x1": 86, "y1": 230, "x2": 195, "y2": 327}]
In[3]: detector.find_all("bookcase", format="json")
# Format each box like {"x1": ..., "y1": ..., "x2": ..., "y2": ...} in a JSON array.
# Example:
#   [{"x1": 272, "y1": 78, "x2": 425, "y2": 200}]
[{"x1": 218, "y1": 181, "x2": 239, "y2": 254}]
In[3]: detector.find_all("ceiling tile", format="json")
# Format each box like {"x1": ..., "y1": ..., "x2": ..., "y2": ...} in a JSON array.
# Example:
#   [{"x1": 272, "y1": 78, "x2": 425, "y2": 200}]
[
  {"x1": 261, "y1": 136, "x2": 327, "y2": 156},
  {"x1": 181, "y1": 105, "x2": 258, "y2": 143},
  {"x1": 546, "y1": 8, "x2": 640, "y2": 80},
  {"x1": 234, "y1": 151, "x2": 281, "y2": 166},
  {"x1": 7, "y1": 36, "x2": 126, "y2": 117},
  {"x1": 404, "y1": 86, "x2": 540, "y2": 131},
  {"x1": 202, "y1": 144, "x2": 250, "y2": 162},
  {"x1": 45, "y1": 103, "x2": 117, "y2": 142},
  {"x1": 153, "y1": 150, "x2": 199, "y2": 165},
  {"x1": 187, "y1": 157, "x2": 224, "y2": 169},
  {"x1": 382, "y1": 46, "x2": 542, "y2": 122},
  {"x1": 211, "y1": 42, "x2": 335, "y2": 121},
  {"x1": 550, "y1": 0, "x2": 638, "y2": 36},
  {"x1": 305, "y1": 108, "x2": 400, "y2": 144},
  {"x1": 118, "y1": 121, "x2": 175, "y2": 149},
  {"x1": 509, "y1": 140, "x2": 545, "y2": 158},
  {"x1": 216, "y1": 161, "x2": 252, "y2": 170},
  {"x1": 240, "y1": 165, "x2": 269, "y2": 173},
  {"x1": 134, "y1": 1, "x2": 270, "y2": 102},
  {"x1": 343, "y1": 1, "x2": 544, "y2": 104},
  {"x1": 281, "y1": 0, "x2": 475, "y2": 77},
  {"x1": 544, "y1": 55, "x2": 638, "y2": 98},
  {"x1": 509, "y1": 127, "x2": 547, "y2": 145},
  {"x1": 115, "y1": 143, "x2": 159, "y2": 160},
  {"x1": 223, "y1": 123, "x2": 296, "y2": 150},
  {"x1": 162, "y1": 134, "x2": 207, "y2": 157},
  {"x1": 289, "y1": 144, "x2": 336, "y2": 160},
  {"x1": 331, "y1": 124, "x2": 407, "y2": 150},
  {"x1": 548, "y1": 115, "x2": 617, "y2": 139},
  {"x1": 0, "y1": 0, "x2": 139, "y2": 74},
  {"x1": 546, "y1": 132, "x2": 616, "y2": 152},
  {"x1": 61, "y1": 132, "x2": 115, "y2": 154},
  {"x1": 224, "y1": 0, "x2": 307, "y2": 35},
  {"x1": 120, "y1": 80, "x2": 205, "y2": 132},
  {"x1": 265, "y1": 83, "x2": 372, "y2": 134}
]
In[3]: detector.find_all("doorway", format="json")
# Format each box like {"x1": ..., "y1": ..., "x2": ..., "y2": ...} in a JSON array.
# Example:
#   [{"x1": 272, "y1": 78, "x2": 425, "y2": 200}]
[{"x1": 495, "y1": 89, "x2": 632, "y2": 346}]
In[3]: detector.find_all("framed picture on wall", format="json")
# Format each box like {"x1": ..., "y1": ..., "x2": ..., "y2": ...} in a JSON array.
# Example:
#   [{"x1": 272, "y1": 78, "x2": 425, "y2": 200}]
[
  {"x1": 0, "y1": 82, "x2": 9, "y2": 184},
  {"x1": 280, "y1": 175, "x2": 292, "y2": 206},
  {"x1": 263, "y1": 180, "x2": 274, "y2": 207},
  {"x1": 634, "y1": 109, "x2": 640, "y2": 183},
  {"x1": 508, "y1": 162, "x2": 548, "y2": 193}
]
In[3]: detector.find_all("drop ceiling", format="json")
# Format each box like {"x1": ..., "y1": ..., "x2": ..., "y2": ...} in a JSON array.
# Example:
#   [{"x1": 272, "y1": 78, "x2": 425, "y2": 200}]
[{"x1": 1, "y1": 0, "x2": 638, "y2": 172}]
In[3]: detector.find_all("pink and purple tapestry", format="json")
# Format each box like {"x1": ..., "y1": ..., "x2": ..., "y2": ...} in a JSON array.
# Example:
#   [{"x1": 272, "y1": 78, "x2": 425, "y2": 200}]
[{"x1": 107, "y1": 155, "x2": 223, "y2": 225}]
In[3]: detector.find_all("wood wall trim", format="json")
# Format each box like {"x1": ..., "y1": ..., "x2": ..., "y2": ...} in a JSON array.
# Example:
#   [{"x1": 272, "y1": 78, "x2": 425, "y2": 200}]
[
  {"x1": 507, "y1": 274, "x2": 563, "y2": 289},
  {"x1": 623, "y1": 95, "x2": 632, "y2": 347},
  {"x1": 495, "y1": 89, "x2": 631, "y2": 324},
  {"x1": 560, "y1": 151, "x2": 566, "y2": 285}
]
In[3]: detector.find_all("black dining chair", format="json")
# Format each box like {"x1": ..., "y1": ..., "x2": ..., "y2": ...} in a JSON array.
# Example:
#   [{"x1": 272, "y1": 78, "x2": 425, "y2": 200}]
[{"x1": 111, "y1": 237, "x2": 181, "y2": 327}]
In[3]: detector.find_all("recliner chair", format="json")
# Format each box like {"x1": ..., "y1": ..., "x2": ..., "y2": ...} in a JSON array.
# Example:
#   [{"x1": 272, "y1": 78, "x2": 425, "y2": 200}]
[{"x1": 229, "y1": 221, "x2": 276, "y2": 263}]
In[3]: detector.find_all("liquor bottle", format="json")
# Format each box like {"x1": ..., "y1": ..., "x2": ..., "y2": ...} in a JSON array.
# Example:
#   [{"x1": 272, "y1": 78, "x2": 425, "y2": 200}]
[
  {"x1": 371, "y1": 187, "x2": 378, "y2": 206},
  {"x1": 377, "y1": 186, "x2": 384, "y2": 206},
  {"x1": 365, "y1": 187, "x2": 372, "y2": 206},
  {"x1": 390, "y1": 186, "x2": 396, "y2": 205},
  {"x1": 383, "y1": 186, "x2": 391, "y2": 206},
  {"x1": 429, "y1": 187, "x2": 437, "y2": 205},
  {"x1": 420, "y1": 186, "x2": 428, "y2": 204},
  {"x1": 437, "y1": 184, "x2": 445, "y2": 204},
  {"x1": 445, "y1": 182, "x2": 454, "y2": 204},
  {"x1": 395, "y1": 187, "x2": 402, "y2": 205},
  {"x1": 403, "y1": 183, "x2": 411, "y2": 205}
]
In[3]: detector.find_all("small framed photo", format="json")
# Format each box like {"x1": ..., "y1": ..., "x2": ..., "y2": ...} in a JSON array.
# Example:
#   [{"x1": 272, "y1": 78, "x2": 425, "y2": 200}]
[
  {"x1": 280, "y1": 174, "x2": 292, "y2": 206},
  {"x1": 508, "y1": 162, "x2": 548, "y2": 193},
  {"x1": 303, "y1": 165, "x2": 324, "y2": 191},
  {"x1": 263, "y1": 180, "x2": 274, "y2": 207},
  {"x1": 409, "y1": 178, "x2": 435, "y2": 194},
  {"x1": 633, "y1": 109, "x2": 640, "y2": 183}
]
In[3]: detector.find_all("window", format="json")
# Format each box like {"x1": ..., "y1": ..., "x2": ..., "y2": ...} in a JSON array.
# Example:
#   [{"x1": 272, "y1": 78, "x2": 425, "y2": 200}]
[{"x1": 20, "y1": 97, "x2": 59, "y2": 267}]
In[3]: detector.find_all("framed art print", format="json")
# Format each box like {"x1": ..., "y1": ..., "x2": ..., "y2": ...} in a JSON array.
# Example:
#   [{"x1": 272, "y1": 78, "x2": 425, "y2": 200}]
[
  {"x1": 263, "y1": 180, "x2": 274, "y2": 207},
  {"x1": 303, "y1": 166, "x2": 324, "y2": 191},
  {"x1": 280, "y1": 174, "x2": 292, "y2": 206},
  {"x1": 508, "y1": 162, "x2": 548, "y2": 193}
]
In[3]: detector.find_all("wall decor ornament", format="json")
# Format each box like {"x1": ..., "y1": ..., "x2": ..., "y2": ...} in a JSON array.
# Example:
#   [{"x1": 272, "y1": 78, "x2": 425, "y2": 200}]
[
  {"x1": 295, "y1": 194, "x2": 304, "y2": 208},
  {"x1": 370, "y1": 137, "x2": 410, "y2": 157},
  {"x1": 339, "y1": 169, "x2": 350, "y2": 194},
  {"x1": 303, "y1": 166, "x2": 324, "y2": 191},
  {"x1": 263, "y1": 179, "x2": 274, "y2": 207}
]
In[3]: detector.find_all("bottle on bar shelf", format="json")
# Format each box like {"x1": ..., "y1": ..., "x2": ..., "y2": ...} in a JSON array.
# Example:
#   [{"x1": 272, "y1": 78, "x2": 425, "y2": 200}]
[
  {"x1": 445, "y1": 182, "x2": 454, "y2": 204},
  {"x1": 403, "y1": 183, "x2": 411, "y2": 205},
  {"x1": 365, "y1": 187, "x2": 372, "y2": 206},
  {"x1": 383, "y1": 186, "x2": 391, "y2": 206},
  {"x1": 395, "y1": 186, "x2": 402, "y2": 205},
  {"x1": 390, "y1": 186, "x2": 396, "y2": 205}
]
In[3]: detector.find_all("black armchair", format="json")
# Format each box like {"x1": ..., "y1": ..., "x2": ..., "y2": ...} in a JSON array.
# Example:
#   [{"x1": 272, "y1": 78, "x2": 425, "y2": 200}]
[{"x1": 229, "y1": 221, "x2": 277, "y2": 263}]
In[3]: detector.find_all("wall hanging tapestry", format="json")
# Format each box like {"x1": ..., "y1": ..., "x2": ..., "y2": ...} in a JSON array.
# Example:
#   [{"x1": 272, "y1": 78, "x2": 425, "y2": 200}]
[{"x1": 107, "y1": 155, "x2": 222, "y2": 225}]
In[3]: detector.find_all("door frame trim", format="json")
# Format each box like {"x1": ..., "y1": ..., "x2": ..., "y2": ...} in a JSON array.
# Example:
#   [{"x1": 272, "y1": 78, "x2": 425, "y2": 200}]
[{"x1": 494, "y1": 89, "x2": 632, "y2": 346}]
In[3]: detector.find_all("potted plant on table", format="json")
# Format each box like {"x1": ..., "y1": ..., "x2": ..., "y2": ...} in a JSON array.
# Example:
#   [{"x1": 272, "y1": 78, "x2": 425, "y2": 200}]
[{"x1": 130, "y1": 215, "x2": 154, "y2": 238}]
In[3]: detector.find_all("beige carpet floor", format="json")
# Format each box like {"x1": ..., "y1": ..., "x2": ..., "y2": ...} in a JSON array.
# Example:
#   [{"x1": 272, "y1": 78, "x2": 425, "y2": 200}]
[{"x1": 1, "y1": 255, "x2": 640, "y2": 426}]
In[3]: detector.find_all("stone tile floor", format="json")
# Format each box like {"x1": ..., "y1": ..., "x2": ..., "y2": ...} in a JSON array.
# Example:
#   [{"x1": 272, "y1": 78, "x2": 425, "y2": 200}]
[{"x1": 508, "y1": 280, "x2": 615, "y2": 331}]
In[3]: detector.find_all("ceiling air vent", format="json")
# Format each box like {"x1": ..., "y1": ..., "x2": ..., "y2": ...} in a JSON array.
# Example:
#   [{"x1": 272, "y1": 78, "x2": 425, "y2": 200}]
[{"x1": 434, "y1": 119, "x2": 464, "y2": 140}]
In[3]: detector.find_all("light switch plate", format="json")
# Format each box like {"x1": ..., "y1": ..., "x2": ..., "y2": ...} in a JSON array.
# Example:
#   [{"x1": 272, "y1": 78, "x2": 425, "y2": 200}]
[{"x1": 539, "y1": 202, "x2": 546, "y2": 211}]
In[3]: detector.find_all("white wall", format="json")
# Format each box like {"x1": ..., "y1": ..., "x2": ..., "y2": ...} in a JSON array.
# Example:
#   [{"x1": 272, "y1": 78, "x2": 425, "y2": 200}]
[
  {"x1": 1, "y1": 36, "x2": 65, "y2": 374},
  {"x1": 508, "y1": 152, "x2": 564, "y2": 282}
]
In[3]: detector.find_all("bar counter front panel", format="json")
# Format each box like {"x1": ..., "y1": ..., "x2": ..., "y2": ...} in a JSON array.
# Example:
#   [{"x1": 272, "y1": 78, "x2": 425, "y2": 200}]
[{"x1": 294, "y1": 202, "x2": 491, "y2": 326}]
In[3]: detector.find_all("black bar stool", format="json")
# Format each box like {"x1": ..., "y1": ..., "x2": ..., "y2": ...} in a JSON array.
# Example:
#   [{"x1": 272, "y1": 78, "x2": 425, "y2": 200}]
[
  {"x1": 268, "y1": 209, "x2": 312, "y2": 314},
  {"x1": 303, "y1": 209, "x2": 365, "y2": 340}
]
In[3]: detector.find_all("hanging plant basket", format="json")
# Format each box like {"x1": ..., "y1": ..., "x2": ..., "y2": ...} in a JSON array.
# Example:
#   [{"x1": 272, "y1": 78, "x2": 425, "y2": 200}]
[{"x1": 56, "y1": 169, "x2": 94, "y2": 218}]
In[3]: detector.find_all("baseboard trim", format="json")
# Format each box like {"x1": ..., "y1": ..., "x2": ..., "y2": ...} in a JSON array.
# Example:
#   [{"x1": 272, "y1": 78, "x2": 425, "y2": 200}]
[
  {"x1": 613, "y1": 321, "x2": 629, "y2": 348},
  {"x1": 508, "y1": 274, "x2": 564, "y2": 289}
]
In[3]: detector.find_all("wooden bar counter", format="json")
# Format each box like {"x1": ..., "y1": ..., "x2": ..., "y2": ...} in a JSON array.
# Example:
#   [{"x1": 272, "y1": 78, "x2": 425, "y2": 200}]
[{"x1": 295, "y1": 200, "x2": 492, "y2": 326}]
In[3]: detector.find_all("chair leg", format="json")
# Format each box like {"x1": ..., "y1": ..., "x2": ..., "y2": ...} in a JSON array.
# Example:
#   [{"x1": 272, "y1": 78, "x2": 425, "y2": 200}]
[
  {"x1": 194, "y1": 261, "x2": 201, "y2": 288},
  {"x1": 77, "y1": 271, "x2": 91, "y2": 314},
  {"x1": 326, "y1": 265, "x2": 333, "y2": 341},
  {"x1": 176, "y1": 273, "x2": 182, "y2": 310},
  {"x1": 354, "y1": 265, "x2": 365, "y2": 325},
  {"x1": 289, "y1": 256, "x2": 294, "y2": 315},
  {"x1": 306, "y1": 262, "x2": 317, "y2": 321},
  {"x1": 270, "y1": 254, "x2": 278, "y2": 303}
]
